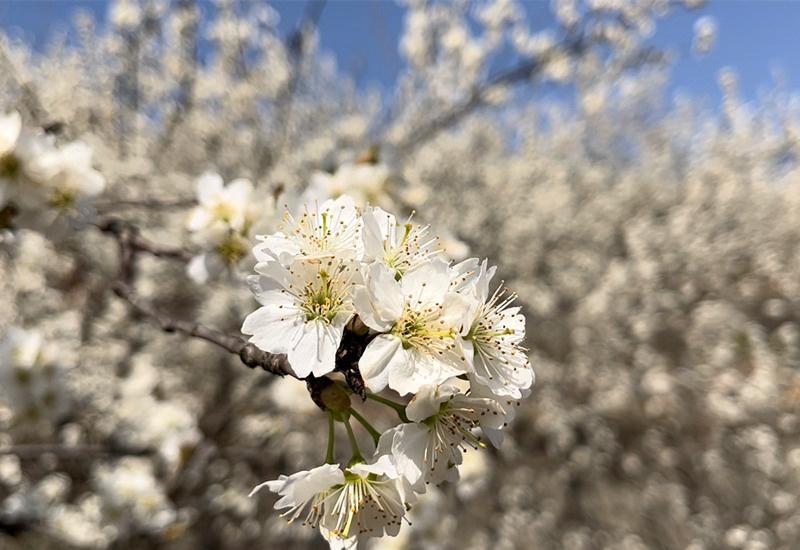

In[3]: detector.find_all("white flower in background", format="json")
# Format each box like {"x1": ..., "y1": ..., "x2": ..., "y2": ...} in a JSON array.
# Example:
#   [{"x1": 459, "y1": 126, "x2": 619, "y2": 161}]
[
  {"x1": 254, "y1": 195, "x2": 361, "y2": 266},
  {"x1": 115, "y1": 392, "x2": 201, "y2": 472},
  {"x1": 693, "y1": 16, "x2": 717, "y2": 55},
  {"x1": 378, "y1": 382, "x2": 506, "y2": 489},
  {"x1": 455, "y1": 447, "x2": 490, "y2": 499},
  {"x1": 268, "y1": 376, "x2": 321, "y2": 414},
  {"x1": 187, "y1": 172, "x2": 258, "y2": 237},
  {"x1": 112, "y1": 362, "x2": 203, "y2": 470},
  {"x1": 0, "y1": 474, "x2": 70, "y2": 525},
  {"x1": 242, "y1": 257, "x2": 360, "y2": 377},
  {"x1": 437, "y1": 227, "x2": 470, "y2": 262},
  {"x1": 0, "y1": 326, "x2": 70, "y2": 423},
  {"x1": 39, "y1": 141, "x2": 106, "y2": 209},
  {"x1": 304, "y1": 162, "x2": 394, "y2": 209},
  {"x1": 0, "y1": 111, "x2": 24, "y2": 208},
  {"x1": 355, "y1": 260, "x2": 471, "y2": 395},
  {"x1": 0, "y1": 111, "x2": 21, "y2": 156},
  {"x1": 186, "y1": 172, "x2": 263, "y2": 283},
  {"x1": 457, "y1": 260, "x2": 534, "y2": 399},
  {"x1": 1, "y1": 112, "x2": 105, "y2": 235},
  {"x1": 0, "y1": 113, "x2": 57, "y2": 210},
  {"x1": 94, "y1": 458, "x2": 177, "y2": 535},
  {"x1": 361, "y1": 206, "x2": 441, "y2": 278}
]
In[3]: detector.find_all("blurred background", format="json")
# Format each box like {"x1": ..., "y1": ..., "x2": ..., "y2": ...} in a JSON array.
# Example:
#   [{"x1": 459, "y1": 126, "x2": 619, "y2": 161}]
[{"x1": 0, "y1": 1, "x2": 799, "y2": 549}]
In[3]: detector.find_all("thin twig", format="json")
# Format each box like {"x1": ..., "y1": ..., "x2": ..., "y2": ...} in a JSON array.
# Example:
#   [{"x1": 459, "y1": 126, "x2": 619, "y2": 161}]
[
  {"x1": 0, "y1": 444, "x2": 152, "y2": 459},
  {"x1": 93, "y1": 215, "x2": 295, "y2": 378},
  {"x1": 94, "y1": 197, "x2": 196, "y2": 212}
]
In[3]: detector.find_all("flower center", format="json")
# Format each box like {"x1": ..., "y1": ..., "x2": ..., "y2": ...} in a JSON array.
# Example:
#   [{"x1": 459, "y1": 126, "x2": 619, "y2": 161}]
[
  {"x1": 0, "y1": 153, "x2": 21, "y2": 179},
  {"x1": 212, "y1": 202, "x2": 235, "y2": 223},
  {"x1": 300, "y1": 268, "x2": 348, "y2": 323},
  {"x1": 216, "y1": 234, "x2": 248, "y2": 264},
  {"x1": 424, "y1": 401, "x2": 485, "y2": 450},
  {"x1": 327, "y1": 474, "x2": 403, "y2": 539},
  {"x1": 50, "y1": 189, "x2": 77, "y2": 209},
  {"x1": 392, "y1": 306, "x2": 455, "y2": 351},
  {"x1": 284, "y1": 205, "x2": 358, "y2": 257},
  {"x1": 383, "y1": 222, "x2": 440, "y2": 279}
]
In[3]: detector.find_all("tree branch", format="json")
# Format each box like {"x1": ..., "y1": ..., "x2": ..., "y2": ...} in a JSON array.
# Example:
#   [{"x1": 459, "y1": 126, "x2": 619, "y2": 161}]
[
  {"x1": 392, "y1": 43, "x2": 579, "y2": 156},
  {"x1": 93, "y1": 215, "x2": 294, "y2": 378},
  {"x1": 0, "y1": 443, "x2": 152, "y2": 459}
]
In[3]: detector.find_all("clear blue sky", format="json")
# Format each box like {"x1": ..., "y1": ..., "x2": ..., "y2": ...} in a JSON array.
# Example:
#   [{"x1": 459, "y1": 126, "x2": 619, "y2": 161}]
[{"x1": 1, "y1": 1, "x2": 798, "y2": 104}]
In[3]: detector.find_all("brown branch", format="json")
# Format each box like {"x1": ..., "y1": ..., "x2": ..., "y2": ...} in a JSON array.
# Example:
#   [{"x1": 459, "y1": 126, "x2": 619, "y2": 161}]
[
  {"x1": 94, "y1": 216, "x2": 193, "y2": 262},
  {"x1": 0, "y1": 444, "x2": 152, "y2": 459},
  {"x1": 94, "y1": 197, "x2": 196, "y2": 212},
  {"x1": 93, "y1": 215, "x2": 294, "y2": 378},
  {"x1": 392, "y1": 44, "x2": 578, "y2": 157}
]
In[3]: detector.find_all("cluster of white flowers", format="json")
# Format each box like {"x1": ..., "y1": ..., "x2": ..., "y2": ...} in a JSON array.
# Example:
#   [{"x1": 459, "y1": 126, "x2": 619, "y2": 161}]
[
  {"x1": 0, "y1": 111, "x2": 105, "y2": 232},
  {"x1": 93, "y1": 458, "x2": 179, "y2": 537},
  {"x1": 5, "y1": 0, "x2": 798, "y2": 549},
  {"x1": 111, "y1": 362, "x2": 201, "y2": 472},
  {"x1": 0, "y1": 327, "x2": 69, "y2": 424},
  {"x1": 303, "y1": 162, "x2": 394, "y2": 211},
  {"x1": 242, "y1": 196, "x2": 534, "y2": 547},
  {"x1": 185, "y1": 172, "x2": 273, "y2": 283}
]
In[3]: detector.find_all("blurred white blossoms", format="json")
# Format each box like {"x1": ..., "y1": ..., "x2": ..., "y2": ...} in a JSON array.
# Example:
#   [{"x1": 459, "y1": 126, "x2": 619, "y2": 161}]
[
  {"x1": 245, "y1": 195, "x2": 533, "y2": 548},
  {"x1": 304, "y1": 162, "x2": 394, "y2": 210},
  {"x1": 693, "y1": 16, "x2": 718, "y2": 55},
  {"x1": 0, "y1": 326, "x2": 70, "y2": 424},
  {"x1": 0, "y1": 111, "x2": 105, "y2": 229},
  {"x1": 186, "y1": 172, "x2": 270, "y2": 283},
  {"x1": 93, "y1": 458, "x2": 178, "y2": 537}
]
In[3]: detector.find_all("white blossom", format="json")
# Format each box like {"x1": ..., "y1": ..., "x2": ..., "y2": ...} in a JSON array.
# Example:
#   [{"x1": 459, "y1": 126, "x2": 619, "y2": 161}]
[
  {"x1": 93, "y1": 458, "x2": 178, "y2": 536},
  {"x1": 252, "y1": 457, "x2": 414, "y2": 544},
  {"x1": 355, "y1": 260, "x2": 471, "y2": 395},
  {"x1": 242, "y1": 257, "x2": 361, "y2": 377},
  {"x1": 186, "y1": 172, "x2": 264, "y2": 283},
  {"x1": 378, "y1": 381, "x2": 506, "y2": 489},
  {"x1": 250, "y1": 463, "x2": 344, "y2": 528},
  {"x1": 457, "y1": 260, "x2": 534, "y2": 399},
  {"x1": 304, "y1": 162, "x2": 394, "y2": 209},
  {"x1": 254, "y1": 195, "x2": 361, "y2": 267},
  {"x1": 361, "y1": 206, "x2": 441, "y2": 278},
  {"x1": 0, "y1": 326, "x2": 70, "y2": 423}
]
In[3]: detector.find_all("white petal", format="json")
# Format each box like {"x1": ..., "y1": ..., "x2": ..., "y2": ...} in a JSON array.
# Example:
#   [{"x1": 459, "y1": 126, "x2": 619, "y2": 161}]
[
  {"x1": 362, "y1": 206, "x2": 394, "y2": 259},
  {"x1": 186, "y1": 207, "x2": 213, "y2": 232},
  {"x1": 186, "y1": 254, "x2": 210, "y2": 283},
  {"x1": 358, "y1": 335, "x2": 403, "y2": 393},
  {"x1": 390, "y1": 423, "x2": 430, "y2": 488},
  {"x1": 406, "y1": 384, "x2": 445, "y2": 422},
  {"x1": 287, "y1": 320, "x2": 340, "y2": 378},
  {"x1": 0, "y1": 111, "x2": 22, "y2": 155},
  {"x1": 400, "y1": 259, "x2": 450, "y2": 305},
  {"x1": 196, "y1": 172, "x2": 224, "y2": 205}
]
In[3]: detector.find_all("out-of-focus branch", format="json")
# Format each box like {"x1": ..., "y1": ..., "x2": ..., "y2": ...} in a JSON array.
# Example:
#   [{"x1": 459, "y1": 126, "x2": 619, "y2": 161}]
[
  {"x1": 392, "y1": 20, "x2": 669, "y2": 157},
  {"x1": 94, "y1": 197, "x2": 196, "y2": 212},
  {"x1": 256, "y1": 0, "x2": 327, "y2": 179},
  {"x1": 392, "y1": 40, "x2": 583, "y2": 156},
  {"x1": 93, "y1": 215, "x2": 295, "y2": 378},
  {"x1": 94, "y1": 216, "x2": 193, "y2": 262},
  {"x1": 0, "y1": 444, "x2": 152, "y2": 459}
]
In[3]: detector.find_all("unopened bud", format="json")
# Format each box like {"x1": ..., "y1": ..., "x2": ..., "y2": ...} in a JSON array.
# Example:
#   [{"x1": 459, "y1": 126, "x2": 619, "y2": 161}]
[{"x1": 319, "y1": 381, "x2": 351, "y2": 413}]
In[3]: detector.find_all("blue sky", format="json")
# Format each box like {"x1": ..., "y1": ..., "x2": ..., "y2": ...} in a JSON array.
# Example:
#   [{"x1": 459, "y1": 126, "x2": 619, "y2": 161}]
[{"x1": 1, "y1": 1, "x2": 798, "y2": 104}]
